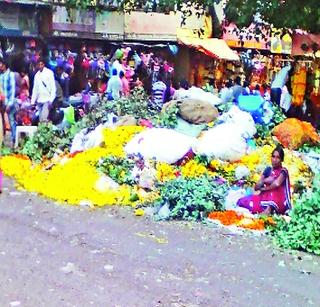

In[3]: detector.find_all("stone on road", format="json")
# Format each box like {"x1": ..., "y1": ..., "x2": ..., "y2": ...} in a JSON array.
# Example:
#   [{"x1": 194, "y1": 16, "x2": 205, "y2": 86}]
[{"x1": 0, "y1": 177, "x2": 319, "y2": 307}]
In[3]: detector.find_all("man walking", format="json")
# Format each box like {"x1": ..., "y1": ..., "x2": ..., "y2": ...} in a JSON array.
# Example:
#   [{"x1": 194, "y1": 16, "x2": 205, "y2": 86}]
[
  {"x1": 0, "y1": 58, "x2": 16, "y2": 145},
  {"x1": 31, "y1": 58, "x2": 56, "y2": 122}
]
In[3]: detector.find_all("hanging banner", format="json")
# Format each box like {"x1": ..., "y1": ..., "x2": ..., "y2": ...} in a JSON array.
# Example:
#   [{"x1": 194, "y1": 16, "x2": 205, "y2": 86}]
[
  {"x1": 0, "y1": 6, "x2": 38, "y2": 37},
  {"x1": 52, "y1": 6, "x2": 95, "y2": 37},
  {"x1": 95, "y1": 11, "x2": 124, "y2": 40},
  {"x1": 271, "y1": 28, "x2": 292, "y2": 54},
  {"x1": 222, "y1": 23, "x2": 270, "y2": 50}
]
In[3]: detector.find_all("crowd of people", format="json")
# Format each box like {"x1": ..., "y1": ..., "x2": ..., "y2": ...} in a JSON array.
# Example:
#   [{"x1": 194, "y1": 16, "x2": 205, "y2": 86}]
[{"x1": 0, "y1": 46, "x2": 177, "y2": 146}]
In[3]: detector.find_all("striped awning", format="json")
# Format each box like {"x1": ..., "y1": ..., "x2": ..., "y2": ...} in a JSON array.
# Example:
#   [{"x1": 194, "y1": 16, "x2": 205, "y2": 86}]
[{"x1": 178, "y1": 36, "x2": 240, "y2": 61}]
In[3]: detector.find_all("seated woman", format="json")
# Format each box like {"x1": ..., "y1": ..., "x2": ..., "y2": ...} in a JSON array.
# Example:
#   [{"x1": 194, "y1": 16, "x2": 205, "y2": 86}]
[{"x1": 237, "y1": 146, "x2": 291, "y2": 215}]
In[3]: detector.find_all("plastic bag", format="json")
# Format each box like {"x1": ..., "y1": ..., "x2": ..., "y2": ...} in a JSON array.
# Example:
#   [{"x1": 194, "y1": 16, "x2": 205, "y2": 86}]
[{"x1": 125, "y1": 128, "x2": 196, "y2": 164}]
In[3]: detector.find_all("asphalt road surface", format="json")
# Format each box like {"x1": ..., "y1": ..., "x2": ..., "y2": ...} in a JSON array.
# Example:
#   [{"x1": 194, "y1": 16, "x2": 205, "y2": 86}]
[{"x1": 0, "y1": 176, "x2": 319, "y2": 307}]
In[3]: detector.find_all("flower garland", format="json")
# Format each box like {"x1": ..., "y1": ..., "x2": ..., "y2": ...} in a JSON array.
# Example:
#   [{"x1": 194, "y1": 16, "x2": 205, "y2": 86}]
[{"x1": 208, "y1": 211, "x2": 275, "y2": 231}]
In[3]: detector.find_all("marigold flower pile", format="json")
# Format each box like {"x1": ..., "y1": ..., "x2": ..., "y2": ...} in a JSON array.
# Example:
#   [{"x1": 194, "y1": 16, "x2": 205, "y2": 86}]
[
  {"x1": 0, "y1": 126, "x2": 144, "y2": 206},
  {"x1": 0, "y1": 126, "x2": 314, "y2": 220}
]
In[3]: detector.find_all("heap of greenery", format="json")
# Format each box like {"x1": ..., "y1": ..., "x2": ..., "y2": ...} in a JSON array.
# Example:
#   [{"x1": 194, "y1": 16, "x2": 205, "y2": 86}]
[
  {"x1": 272, "y1": 174, "x2": 320, "y2": 255},
  {"x1": 103, "y1": 88, "x2": 157, "y2": 120},
  {"x1": 97, "y1": 156, "x2": 135, "y2": 185},
  {"x1": 255, "y1": 104, "x2": 286, "y2": 141},
  {"x1": 21, "y1": 123, "x2": 75, "y2": 162},
  {"x1": 155, "y1": 176, "x2": 228, "y2": 220}
]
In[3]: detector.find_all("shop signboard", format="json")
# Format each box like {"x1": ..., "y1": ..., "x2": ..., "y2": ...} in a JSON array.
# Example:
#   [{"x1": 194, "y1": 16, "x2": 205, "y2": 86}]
[
  {"x1": 124, "y1": 12, "x2": 177, "y2": 41},
  {"x1": 222, "y1": 23, "x2": 270, "y2": 50},
  {"x1": 271, "y1": 28, "x2": 292, "y2": 54},
  {"x1": 0, "y1": 6, "x2": 38, "y2": 37},
  {"x1": 52, "y1": 6, "x2": 95, "y2": 36},
  {"x1": 95, "y1": 11, "x2": 124, "y2": 40}
]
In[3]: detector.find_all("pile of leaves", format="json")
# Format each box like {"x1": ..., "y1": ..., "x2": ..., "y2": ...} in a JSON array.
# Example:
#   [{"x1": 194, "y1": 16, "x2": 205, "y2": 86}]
[
  {"x1": 103, "y1": 88, "x2": 157, "y2": 121},
  {"x1": 97, "y1": 156, "x2": 135, "y2": 185},
  {"x1": 152, "y1": 103, "x2": 179, "y2": 128},
  {"x1": 255, "y1": 104, "x2": 286, "y2": 141},
  {"x1": 155, "y1": 176, "x2": 228, "y2": 220},
  {"x1": 272, "y1": 174, "x2": 320, "y2": 255},
  {"x1": 21, "y1": 123, "x2": 75, "y2": 163}
]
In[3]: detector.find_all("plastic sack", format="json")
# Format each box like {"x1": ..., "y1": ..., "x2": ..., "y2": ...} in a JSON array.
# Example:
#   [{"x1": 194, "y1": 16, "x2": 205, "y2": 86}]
[
  {"x1": 174, "y1": 118, "x2": 206, "y2": 138},
  {"x1": 94, "y1": 175, "x2": 119, "y2": 192},
  {"x1": 125, "y1": 128, "x2": 196, "y2": 164},
  {"x1": 218, "y1": 106, "x2": 256, "y2": 139},
  {"x1": 173, "y1": 86, "x2": 222, "y2": 106},
  {"x1": 193, "y1": 123, "x2": 248, "y2": 162},
  {"x1": 70, "y1": 129, "x2": 86, "y2": 153},
  {"x1": 188, "y1": 87, "x2": 222, "y2": 106},
  {"x1": 70, "y1": 125, "x2": 105, "y2": 153},
  {"x1": 84, "y1": 125, "x2": 105, "y2": 150},
  {"x1": 273, "y1": 118, "x2": 320, "y2": 150}
]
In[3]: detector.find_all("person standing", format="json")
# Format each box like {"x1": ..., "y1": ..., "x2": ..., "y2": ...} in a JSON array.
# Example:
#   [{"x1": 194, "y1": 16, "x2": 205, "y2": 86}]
[
  {"x1": 31, "y1": 58, "x2": 56, "y2": 122},
  {"x1": 107, "y1": 68, "x2": 122, "y2": 100},
  {"x1": 0, "y1": 58, "x2": 16, "y2": 145},
  {"x1": 119, "y1": 71, "x2": 130, "y2": 97},
  {"x1": 152, "y1": 74, "x2": 166, "y2": 108},
  {"x1": 271, "y1": 64, "x2": 292, "y2": 107},
  {"x1": 219, "y1": 80, "x2": 234, "y2": 103},
  {"x1": 231, "y1": 76, "x2": 243, "y2": 101}
]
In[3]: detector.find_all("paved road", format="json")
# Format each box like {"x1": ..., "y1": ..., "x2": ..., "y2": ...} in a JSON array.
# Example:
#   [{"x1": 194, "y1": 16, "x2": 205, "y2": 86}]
[{"x1": 0, "y1": 176, "x2": 319, "y2": 307}]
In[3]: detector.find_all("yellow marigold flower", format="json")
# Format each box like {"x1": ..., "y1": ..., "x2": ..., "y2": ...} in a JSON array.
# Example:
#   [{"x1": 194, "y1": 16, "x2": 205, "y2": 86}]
[
  {"x1": 156, "y1": 162, "x2": 177, "y2": 182},
  {"x1": 102, "y1": 126, "x2": 145, "y2": 157},
  {"x1": 181, "y1": 160, "x2": 207, "y2": 178}
]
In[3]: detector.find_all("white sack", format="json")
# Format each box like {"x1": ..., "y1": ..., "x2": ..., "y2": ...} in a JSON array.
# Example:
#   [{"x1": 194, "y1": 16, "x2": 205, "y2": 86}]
[
  {"x1": 188, "y1": 86, "x2": 222, "y2": 106},
  {"x1": 193, "y1": 123, "x2": 248, "y2": 162},
  {"x1": 84, "y1": 125, "x2": 105, "y2": 150},
  {"x1": 218, "y1": 105, "x2": 256, "y2": 138},
  {"x1": 125, "y1": 128, "x2": 196, "y2": 164}
]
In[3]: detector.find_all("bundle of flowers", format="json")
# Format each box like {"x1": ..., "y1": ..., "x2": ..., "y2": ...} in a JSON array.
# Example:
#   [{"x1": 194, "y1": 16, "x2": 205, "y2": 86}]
[
  {"x1": 208, "y1": 210, "x2": 275, "y2": 231},
  {"x1": 273, "y1": 118, "x2": 320, "y2": 150}
]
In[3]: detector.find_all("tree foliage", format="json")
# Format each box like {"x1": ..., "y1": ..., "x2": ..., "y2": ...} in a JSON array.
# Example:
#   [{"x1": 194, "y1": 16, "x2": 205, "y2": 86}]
[
  {"x1": 224, "y1": 0, "x2": 320, "y2": 33},
  {"x1": 63, "y1": 0, "x2": 320, "y2": 33}
]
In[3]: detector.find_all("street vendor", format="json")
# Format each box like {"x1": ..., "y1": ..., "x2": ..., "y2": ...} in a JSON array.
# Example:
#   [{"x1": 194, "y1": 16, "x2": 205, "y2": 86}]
[{"x1": 237, "y1": 146, "x2": 291, "y2": 215}]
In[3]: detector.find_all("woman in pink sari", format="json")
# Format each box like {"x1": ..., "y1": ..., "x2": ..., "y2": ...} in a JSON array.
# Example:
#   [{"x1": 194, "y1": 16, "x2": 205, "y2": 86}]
[{"x1": 237, "y1": 146, "x2": 291, "y2": 215}]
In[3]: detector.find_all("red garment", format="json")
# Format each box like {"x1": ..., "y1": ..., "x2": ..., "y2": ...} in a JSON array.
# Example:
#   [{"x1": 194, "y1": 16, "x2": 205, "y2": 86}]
[{"x1": 237, "y1": 167, "x2": 291, "y2": 214}]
